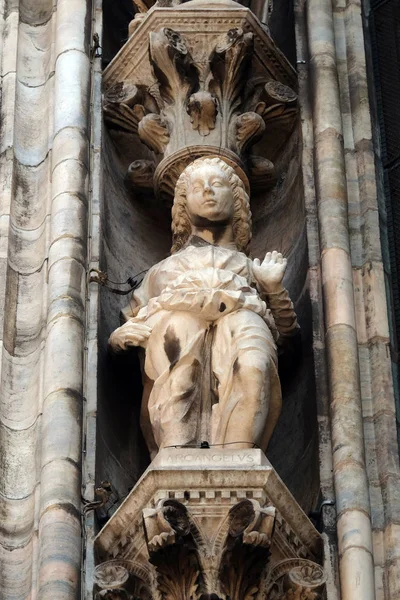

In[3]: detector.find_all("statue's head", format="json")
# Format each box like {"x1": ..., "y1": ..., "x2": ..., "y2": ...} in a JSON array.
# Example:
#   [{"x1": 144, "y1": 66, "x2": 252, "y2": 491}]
[{"x1": 171, "y1": 157, "x2": 252, "y2": 253}]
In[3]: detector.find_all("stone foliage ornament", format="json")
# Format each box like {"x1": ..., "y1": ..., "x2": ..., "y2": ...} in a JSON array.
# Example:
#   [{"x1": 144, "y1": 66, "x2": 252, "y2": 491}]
[
  {"x1": 94, "y1": 450, "x2": 326, "y2": 600},
  {"x1": 109, "y1": 157, "x2": 299, "y2": 457},
  {"x1": 142, "y1": 497, "x2": 276, "y2": 599},
  {"x1": 102, "y1": 0, "x2": 298, "y2": 200}
]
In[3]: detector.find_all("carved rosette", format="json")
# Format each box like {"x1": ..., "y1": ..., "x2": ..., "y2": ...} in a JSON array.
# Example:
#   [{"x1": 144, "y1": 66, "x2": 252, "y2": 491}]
[
  {"x1": 93, "y1": 560, "x2": 153, "y2": 600},
  {"x1": 102, "y1": 0, "x2": 298, "y2": 200},
  {"x1": 265, "y1": 559, "x2": 327, "y2": 600}
]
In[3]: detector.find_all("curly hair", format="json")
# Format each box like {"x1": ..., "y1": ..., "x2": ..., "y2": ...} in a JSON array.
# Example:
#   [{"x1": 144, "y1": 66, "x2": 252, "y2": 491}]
[{"x1": 171, "y1": 157, "x2": 252, "y2": 254}]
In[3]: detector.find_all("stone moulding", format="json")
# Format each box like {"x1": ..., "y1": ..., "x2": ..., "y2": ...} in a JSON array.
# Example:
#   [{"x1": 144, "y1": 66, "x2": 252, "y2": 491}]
[
  {"x1": 102, "y1": 0, "x2": 298, "y2": 201},
  {"x1": 93, "y1": 450, "x2": 326, "y2": 599}
]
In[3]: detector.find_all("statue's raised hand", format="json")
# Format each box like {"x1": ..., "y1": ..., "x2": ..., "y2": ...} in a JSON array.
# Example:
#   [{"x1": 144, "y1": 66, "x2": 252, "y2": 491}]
[
  {"x1": 109, "y1": 320, "x2": 152, "y2": 352},
  {"x1": 252, "y1": 250, "x2": 287, "y2": 294}
]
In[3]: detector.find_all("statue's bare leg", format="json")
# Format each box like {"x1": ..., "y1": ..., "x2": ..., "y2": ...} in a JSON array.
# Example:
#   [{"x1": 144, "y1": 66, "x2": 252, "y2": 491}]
[
  {"x1": 143, "y1": 310, "x2": 208, "y2": 449},
  {"x1": 211, "y1": 310, "x2": 281, "y2": 450}
]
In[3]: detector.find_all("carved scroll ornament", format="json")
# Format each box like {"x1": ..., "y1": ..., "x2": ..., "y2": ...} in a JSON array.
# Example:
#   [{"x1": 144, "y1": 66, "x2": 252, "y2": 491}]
[
  {"x1": 140, "y1": 498, "x2": 276, "y2": 599},
  {"x1": 266, "y1": 559, "x2": 327, "y2": 600}
]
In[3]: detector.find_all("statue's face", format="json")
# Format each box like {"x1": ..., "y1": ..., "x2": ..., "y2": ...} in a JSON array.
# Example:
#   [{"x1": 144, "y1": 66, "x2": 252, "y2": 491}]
[{"x1": 185, "y1": 164, "x2": 234, "y2": 225}]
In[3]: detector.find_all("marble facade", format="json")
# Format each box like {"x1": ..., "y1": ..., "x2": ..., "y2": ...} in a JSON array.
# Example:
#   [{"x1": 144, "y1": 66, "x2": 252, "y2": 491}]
[{"x1": 0, "y1": 0, "x2": 399, "y2": 599}]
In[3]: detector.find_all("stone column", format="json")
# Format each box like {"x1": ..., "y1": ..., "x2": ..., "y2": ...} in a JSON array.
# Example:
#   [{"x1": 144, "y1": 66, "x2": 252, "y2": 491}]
[
  {"x1": 0, "y1": 1, "x2": 92, "y2": 598},
  {"x1": 37, "y1": 0, "x2": 91, "y2": 597},
  {"x1": 294, "y1": 0, "x2": 339, "y2": 597},
  {"x1": 306, "y1": 0, "x2": 375, "y2": 598}
]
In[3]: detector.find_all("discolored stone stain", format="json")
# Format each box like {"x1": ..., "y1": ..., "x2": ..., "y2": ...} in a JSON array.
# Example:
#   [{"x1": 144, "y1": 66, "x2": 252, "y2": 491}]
[
  {"x1": 164, "y1": 325, "x2": 181, "y2": 371},
  {"x1": 219, "y1": 302, "x2": 226, "y2": 312},
  {"x1": 233, "y1": 357, "x2": 240, "y2": 374}
]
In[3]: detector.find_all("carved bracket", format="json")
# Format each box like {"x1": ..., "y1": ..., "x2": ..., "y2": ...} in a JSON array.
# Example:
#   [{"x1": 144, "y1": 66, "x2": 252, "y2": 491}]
[
  {"x1": 102, "y1": 1, "x2": 298, "y2": 200},
  {"x1": 94, "y1": 456, "x2": 325, "y2": 600}
]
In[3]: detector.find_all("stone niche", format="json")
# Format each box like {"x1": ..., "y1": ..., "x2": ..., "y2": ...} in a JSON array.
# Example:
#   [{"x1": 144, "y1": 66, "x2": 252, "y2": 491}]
[
  {"x1": 95, "y1": 0, "x2": 319, "y2": 546},
  {"x1": 93, "y1": 450, "x2": 326, "y2": 599}
]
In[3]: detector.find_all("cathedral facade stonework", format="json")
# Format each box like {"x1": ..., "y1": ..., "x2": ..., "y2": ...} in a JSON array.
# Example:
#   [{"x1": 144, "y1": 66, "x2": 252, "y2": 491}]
[{"x1": 0, "y1": 0, "x2": 399, "y2": 599}]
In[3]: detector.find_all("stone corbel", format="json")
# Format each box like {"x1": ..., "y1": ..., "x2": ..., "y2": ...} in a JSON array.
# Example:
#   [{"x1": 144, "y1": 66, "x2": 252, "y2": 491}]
[
  {"x1": 142, "y1": 498, "x2": 276, "y2": 599},
  {"x1": 102, "y1": 0, "x2": 299, "y2": 199}
]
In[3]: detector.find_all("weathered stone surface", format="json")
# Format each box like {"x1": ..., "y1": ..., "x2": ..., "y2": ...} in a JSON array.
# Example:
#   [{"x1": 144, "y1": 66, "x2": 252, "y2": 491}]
[{"x1": 95, "y1": 450, "x2": 324, "y2": 598}]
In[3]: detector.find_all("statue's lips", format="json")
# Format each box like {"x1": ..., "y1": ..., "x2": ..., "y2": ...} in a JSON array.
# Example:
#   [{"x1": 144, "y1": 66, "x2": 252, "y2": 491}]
[{"x1": 202, "y1": 197, "x2": 217, "y2": 205}]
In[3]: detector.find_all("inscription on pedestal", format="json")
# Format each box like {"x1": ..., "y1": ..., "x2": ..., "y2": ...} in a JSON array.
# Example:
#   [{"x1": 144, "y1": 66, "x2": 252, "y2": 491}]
[{"x1": 152, "y1": 448, "x2": 270, "y2": 468}]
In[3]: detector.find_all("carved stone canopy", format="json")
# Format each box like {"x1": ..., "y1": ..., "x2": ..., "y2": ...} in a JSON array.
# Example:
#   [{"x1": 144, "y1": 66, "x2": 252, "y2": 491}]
[
  {"x1": 94, "y1": 450, "x2": 326, "y2": 600},
  {"x1": 102, "y1": 0, "x2": 298, "y2": 201}
]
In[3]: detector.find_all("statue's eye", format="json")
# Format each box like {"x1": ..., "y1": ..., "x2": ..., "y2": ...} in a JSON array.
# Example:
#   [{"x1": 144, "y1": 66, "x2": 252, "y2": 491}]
[
  {"x1": 193, "y1": 185, "x2": 202, "y2": 193},
  {"x1": 212, "y1": 181, "x2": 223, "y2": 187}
]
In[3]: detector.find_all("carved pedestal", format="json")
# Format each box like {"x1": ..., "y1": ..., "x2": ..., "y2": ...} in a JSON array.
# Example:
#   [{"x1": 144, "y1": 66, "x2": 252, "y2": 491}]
[{"x1": 94, "y1": 450, "x2": 326, "y2": 599}]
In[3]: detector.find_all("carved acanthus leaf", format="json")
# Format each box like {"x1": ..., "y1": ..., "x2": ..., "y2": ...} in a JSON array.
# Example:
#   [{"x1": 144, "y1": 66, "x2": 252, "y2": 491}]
[
  {"x1": 138, "y1": 113, "x2": 170, "y2": 154},
  {"x1": 103, "y1": 103, "x2": 142, "y2": 134},
  {"x1": 152, "y1": 546, "x2": 201, "y2": 600},
  {"x1": 143, "y1": 499, "x2": 191, "y2": 552},
  {"x1": 210, "y1": 28, "x2": 254, "y2": 118},
  {"x1": 104, "y1": 82, "x2": 141, "y2": 106},
  {"x1": 149, "y1": 28, "x2": 198, "y2": 105},
  {"x1": 187, "y1": 91, "x2": 218, "y2": 136},
  {"x1": 144, "y1": 500, "x2": 201, "y2": 599},
  {"x1": 103, "y1": 82, "x2": 160, "y2": 135},
  {"x1": 219, "y1": 500, "x2": 275, "y2": 600}
]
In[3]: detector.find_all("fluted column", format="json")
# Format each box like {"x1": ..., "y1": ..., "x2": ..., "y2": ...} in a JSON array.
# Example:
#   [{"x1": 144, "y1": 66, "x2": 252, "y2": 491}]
[
  {"x1": 0, "y1": 1, "x2": 92, "y2": 598},
  {"x1": 307, "y1": 0, "x2": 375, "y2": 597},
  {"x1": 37, "y1": 0, "x2": 91, "y2": 597}
]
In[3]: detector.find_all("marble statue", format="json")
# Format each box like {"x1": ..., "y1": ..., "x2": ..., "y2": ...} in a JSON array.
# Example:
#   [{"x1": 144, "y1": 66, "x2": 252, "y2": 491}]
[{"x1": 109, "y1": 157, "x2": 298, "y2": 457}]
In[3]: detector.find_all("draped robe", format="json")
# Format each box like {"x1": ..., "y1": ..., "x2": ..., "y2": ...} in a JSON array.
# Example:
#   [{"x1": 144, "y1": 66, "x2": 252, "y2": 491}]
[{"x1": 122, "y1": 237, "x2": 299, "y2": 456}]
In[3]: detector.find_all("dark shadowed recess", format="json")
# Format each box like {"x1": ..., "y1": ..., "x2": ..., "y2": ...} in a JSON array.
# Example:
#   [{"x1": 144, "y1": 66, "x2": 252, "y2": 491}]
[{"x1": 95, "y1": 0, "x2": 318, "y2": 523}]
